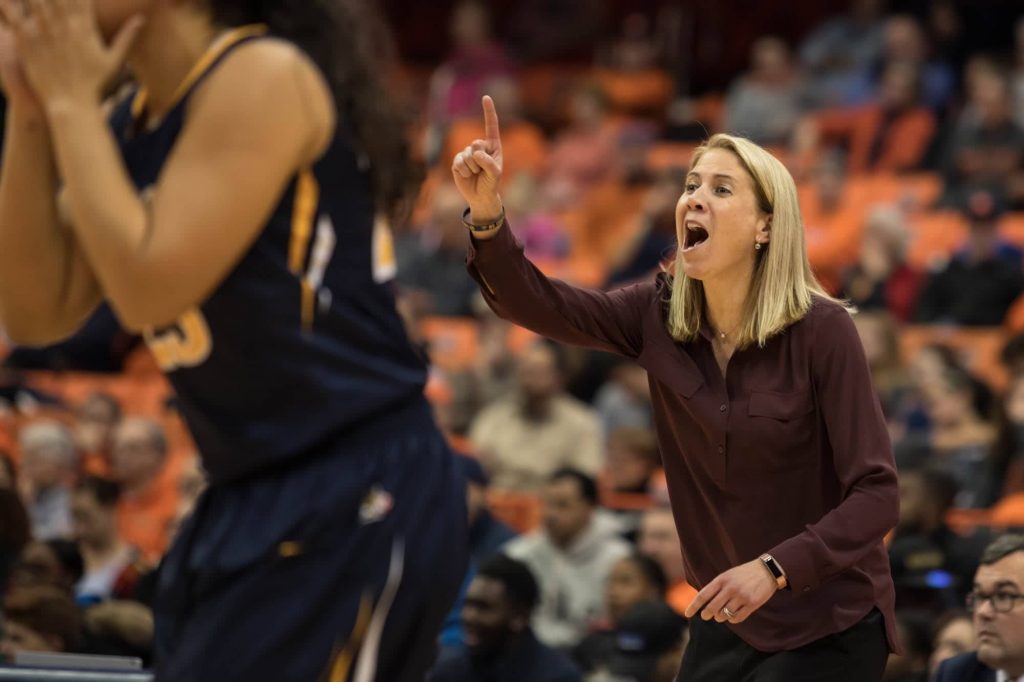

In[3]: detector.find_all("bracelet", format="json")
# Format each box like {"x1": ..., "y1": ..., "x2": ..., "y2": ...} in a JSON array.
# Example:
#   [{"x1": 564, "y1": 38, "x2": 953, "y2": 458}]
[{"x1": 462, "y1": 207, "x2": 505, "y2": 232}]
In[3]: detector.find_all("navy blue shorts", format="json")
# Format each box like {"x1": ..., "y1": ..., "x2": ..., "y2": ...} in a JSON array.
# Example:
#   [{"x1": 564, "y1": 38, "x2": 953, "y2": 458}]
[{"x1": 153, "y1": 400, "x2": 468, "y2": 682}]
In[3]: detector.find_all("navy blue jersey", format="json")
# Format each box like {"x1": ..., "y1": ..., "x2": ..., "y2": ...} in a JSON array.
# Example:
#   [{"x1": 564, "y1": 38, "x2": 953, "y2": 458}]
[{"x1": 108, "y1": 26, "x2": 429, "y2": 483}]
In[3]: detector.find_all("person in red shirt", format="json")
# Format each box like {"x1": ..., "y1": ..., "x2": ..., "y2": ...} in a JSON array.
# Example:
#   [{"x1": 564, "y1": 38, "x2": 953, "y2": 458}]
[{"x1": 453, "y1": 97, "x2": 899, "y2": 681}]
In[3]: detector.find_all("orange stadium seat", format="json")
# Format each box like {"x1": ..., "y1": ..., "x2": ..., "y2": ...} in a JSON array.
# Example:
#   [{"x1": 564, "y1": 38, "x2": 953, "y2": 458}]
[
  {"x1": 646, "y1": 142, "x2": 697, "y2": 172},
  {"x1": 592, "y1": 67, "x2": 674, "y2": 115},
  {"x1": 420, "y1": 316, "x2": 480, "y2": 372},
  {"x1": 487, "y1": 489, "x2": 542, "y2": 534},
  {"x1": 989, "y1": 493, "x2": 1024, "y2": 529}
]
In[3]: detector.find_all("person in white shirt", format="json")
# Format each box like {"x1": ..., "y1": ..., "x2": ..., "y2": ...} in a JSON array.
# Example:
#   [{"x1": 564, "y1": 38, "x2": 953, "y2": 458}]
[
  {"x1": 935, "y1": 534, "x2": 1024, "y2": 682},
  {"x1": 503, "y1": 468, "x2": 630, "y2": 649}
]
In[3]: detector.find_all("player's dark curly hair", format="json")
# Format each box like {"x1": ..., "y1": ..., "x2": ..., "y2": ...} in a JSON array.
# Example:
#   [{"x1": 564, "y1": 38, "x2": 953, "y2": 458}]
[{"x1": 207, "y1": 0, "x2": 423, "y2": 223}]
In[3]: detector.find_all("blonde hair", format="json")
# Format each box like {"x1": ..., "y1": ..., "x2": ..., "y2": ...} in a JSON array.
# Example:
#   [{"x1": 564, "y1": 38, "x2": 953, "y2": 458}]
[{"x1": 667, "y1": 133, "x2": 848, "y2": 347}]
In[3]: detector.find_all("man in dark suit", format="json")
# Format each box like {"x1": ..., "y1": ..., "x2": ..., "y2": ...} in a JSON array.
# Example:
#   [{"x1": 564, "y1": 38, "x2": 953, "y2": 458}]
[
  {"x1": 933, "y1": 652, "x2": 996, "y2": 682},
  {"x1": 935, "y1": 534, "x2": 1024, "y2": 681}
]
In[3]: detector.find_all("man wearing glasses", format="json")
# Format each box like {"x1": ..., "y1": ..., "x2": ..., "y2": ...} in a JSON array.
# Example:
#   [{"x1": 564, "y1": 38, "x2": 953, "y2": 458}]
[{"x1": 936, "y1": 534, "x2": 1024, "y2": 682}]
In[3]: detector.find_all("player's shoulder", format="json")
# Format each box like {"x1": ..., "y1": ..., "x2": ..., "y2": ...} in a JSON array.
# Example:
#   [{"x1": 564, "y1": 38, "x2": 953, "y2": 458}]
[{"x1": 189, "y1": 37, "x2": 335, "y2": 153}]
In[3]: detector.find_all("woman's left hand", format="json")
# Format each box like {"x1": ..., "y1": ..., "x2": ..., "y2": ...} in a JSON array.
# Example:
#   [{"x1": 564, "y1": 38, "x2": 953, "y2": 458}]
[
  {"x1": 684, "y1": 559, "x2": 780, "y2": 624},
  {"x1": 0, "y1": 0, "x2": 143, "y2": 109}
]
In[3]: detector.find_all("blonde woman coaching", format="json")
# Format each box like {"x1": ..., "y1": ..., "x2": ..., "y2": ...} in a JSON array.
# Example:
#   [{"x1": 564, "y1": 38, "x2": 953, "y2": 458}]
[{"x1": 452, "y1": 96, "x2": 900, "y2": 681}]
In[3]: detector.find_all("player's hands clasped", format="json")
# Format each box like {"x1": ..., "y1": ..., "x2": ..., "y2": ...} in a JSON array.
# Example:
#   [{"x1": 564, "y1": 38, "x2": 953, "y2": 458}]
[
  {"x1": 0, "y1": 0, "x2": 143, "y2": 110},
  {"x1": 451, "y1": 95, "x2": 504, "y2": 223},
  {"x1": 684, "y1": 558, "x2": 781, "y2": 624}
]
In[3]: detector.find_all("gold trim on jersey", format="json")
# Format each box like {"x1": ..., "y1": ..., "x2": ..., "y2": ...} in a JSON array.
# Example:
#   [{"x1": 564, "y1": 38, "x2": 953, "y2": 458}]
[
  {"x1": 289, "y1": 168, "x2": 321, "y2": 332},
  {"x1": 131, "y1": 24, "x2": 269, "y2": 122},
  {"x1": 288, "y1": 169, "x2": 320, "y2": 274},
  {"x1": 322, "y1": 592, "x2": 374, "y2": 682}
]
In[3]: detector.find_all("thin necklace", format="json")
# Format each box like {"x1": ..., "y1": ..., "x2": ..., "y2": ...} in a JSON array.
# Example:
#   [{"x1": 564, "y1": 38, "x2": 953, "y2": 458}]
[{"x1": 711, "y1": 321, "x2": 741, "y2": 341}]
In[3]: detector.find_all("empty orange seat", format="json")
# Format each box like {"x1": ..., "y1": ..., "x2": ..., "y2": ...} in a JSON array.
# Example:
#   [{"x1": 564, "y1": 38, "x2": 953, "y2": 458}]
[
  {"x1": 419, "y1": 317, "x2": 480, "y2": 372},
  {"x1": 487, "y1": 490, "x2": 542, "y2": 534},
  {"x1": 593, "y1": 67, "x2": 673, "y2": 115}
]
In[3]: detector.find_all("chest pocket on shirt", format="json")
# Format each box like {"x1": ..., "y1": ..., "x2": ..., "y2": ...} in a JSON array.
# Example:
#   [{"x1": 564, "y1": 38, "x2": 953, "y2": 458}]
[{"x1": 745, "y1": 389, "x2": 816, "y2": 471}]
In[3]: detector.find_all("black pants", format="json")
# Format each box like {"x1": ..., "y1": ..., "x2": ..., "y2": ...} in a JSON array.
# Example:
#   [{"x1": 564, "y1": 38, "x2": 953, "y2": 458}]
[{"x1": 677, "y1": 609, "x2": 889, "y2": 682}]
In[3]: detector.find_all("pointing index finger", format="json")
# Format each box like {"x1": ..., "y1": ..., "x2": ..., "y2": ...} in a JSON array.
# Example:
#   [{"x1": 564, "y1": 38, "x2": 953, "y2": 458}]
[{"x1": 482, "y1": 95, "x2": 501, "y2": 150}]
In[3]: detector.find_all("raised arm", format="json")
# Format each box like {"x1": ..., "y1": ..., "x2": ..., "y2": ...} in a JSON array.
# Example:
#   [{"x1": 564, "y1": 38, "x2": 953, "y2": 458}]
[
  {"x1": 0, "y1": 17, "x2": 101, "y2": 345},
  {"x1": 452, "y1": 96, "x2": 651, "y2": 358},
  {"x1": 10, "y1": 2, "x2": 333, "y2": 332}
]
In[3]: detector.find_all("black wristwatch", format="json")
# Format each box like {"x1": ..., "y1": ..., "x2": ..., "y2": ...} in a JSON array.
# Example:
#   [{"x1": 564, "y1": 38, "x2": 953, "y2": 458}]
[{"x1": 760, "y1": 553, "x2": 788, "y2": 590}]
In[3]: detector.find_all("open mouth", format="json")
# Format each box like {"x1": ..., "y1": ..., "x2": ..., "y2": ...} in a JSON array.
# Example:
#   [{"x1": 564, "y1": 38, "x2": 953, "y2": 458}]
[{"x1": 683, "y1": 221, "x2": 709, "y2": 252}]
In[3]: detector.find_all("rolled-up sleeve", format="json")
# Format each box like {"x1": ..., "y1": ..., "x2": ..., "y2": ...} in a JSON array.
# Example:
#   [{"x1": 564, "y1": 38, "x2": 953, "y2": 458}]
[
  {"x1": 769, "y1": 305, "x2": 899, "y2": 594},
  {"x1": 467, "y1": 222, "x2": 653, "y2": 358}
]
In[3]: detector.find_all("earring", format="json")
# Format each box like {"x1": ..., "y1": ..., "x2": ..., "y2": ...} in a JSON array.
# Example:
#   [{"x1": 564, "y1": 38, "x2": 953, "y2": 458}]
[{"x1": 755, "y1": 243, "x2": 762, "y2": 251}]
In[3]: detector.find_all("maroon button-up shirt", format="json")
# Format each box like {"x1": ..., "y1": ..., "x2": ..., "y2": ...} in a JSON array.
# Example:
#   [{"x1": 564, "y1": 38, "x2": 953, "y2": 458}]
[{"x1": 467, "y1": 224, "x2": 899, "y2": 653}]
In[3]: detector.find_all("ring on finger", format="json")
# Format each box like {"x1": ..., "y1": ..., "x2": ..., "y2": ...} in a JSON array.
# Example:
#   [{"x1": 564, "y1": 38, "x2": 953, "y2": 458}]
[{"x1": 722, "y1": 607, "x2": 737, "y2": 619}]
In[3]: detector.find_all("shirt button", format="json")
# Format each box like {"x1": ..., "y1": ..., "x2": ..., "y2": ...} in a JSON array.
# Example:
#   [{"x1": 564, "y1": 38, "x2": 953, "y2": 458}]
[
  {"x1": 803, "y1": 587, "x2": 811, "y2": 593},
  {"x1": 717, "y1": 445, "x2": 724, "y2": 454},
  {"x1": 719, "y1": 403, "x2": 728, "y2": 412}
]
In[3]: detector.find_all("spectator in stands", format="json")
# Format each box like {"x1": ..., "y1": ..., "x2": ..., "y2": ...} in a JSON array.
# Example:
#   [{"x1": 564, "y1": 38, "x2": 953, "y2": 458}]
[
  {"x1": 426, "y1": 1, "x2": 513, "y2": 140},
  {"x1": 870, "y1": 15, "x2": 955, "y2": 112},
  {"x1": 111, "y1": 418, "x2": 179, "y2": 562},
  {"x1": 798, "y1": 152, "x2": 864, "y2": 293},
  {"x1": 722, "y1": 37, "x2": 805, "y2": 146},
  {"x1": 80, "y1": 600, "x2": 155, "y2": 666},
  {"x1": 0, "y1": 488, "x2": 29, "y2": 592},
  {"x1": 543, "y1": 84, "x2": 620, "y2": 209},
  {"x1": 0, "y1": 586, "x2": 82, "y2": 661},
  {"x1": 853, "y1": 311, "x2": 916, "y2": 431},
  {"x1": 0, "y1": 451, "x2": 15, "y2": 490},
  {"x1": 940, "y1": 69, "x2": 1024, "y2": 209},
  {"x1": 430, "y1": 554, "x2": 581, "y2": 682},
  {"x1": 169, "y1": 455, "x2": 205, "y2": 540},
  {"x1": 596, "y1": 11, "x2": 662, "y2": 72},
  {"x1": 884, "y1": 611, "x2": 932, "y2": 682},
  {"x1": 998, "y1": 372, "x2": 1024, "y2": 497},
  {"x1": 574, "y1": 553, "x2": 667, "y2": 675},
  {"x1": 929, "y1": 610, "x2": 974, "y2": 678},
  {"x1": 935, "y1": 534, "x2": 1024, "y2": 680},
  {"x1": 600, "y1": 601, "x2": 688, "y2": 682},
  {"x1": 605, "y1": 167, "x2": 682, "y2": 287},
  {"x1": 842, "y1": 206, "x2": 923, "y2": 323},
  {"x1": 798, "y1": 0, "x2": 887, "y2": 108},
  {"x1": 397, "y1": 181, "x2": 483, "y2": 317},
  {"x1": 636, "y1": 506, "x2": 696, "y2": 618},
  {"x1": 18, "y1": 420, "x2": 77, "y2": 541},
  {"x1": 594, "y1": 364, "x2": 652, "y2": 436},
  {"x1": 889, "y1": 468, "x2": 981, "y2": 609},
  {"x1": 470, "y1": 341, "x2": 604, "y2": 492},
  {"x1": 74, "y1": 391, "x2": 121, "y2": 478},
  {"x1": 502, "y1": 170, "x2": 569, "y2": 261},
  {"x1": 921, "y1": 370, "x2": 1000, "y2": 508},
  {"x1": 9, "y1": 540, "x2": 83, "y2": 597},
  {"x1": 458, "y1": 454, "x2": 517, "y2": 565},
  {"x1": 604, "y1": 427, "x2": 660, "y2": 496},
  {"x1": 915, "y1": 190, "x2": 1024, "y2": 327},
  {"x1": 504, "y1": 468, "x2": 630, "y2": 649},
  {"x1": 72, "y1": 477, "x2": 136, "y2": 603},
  {"x1": 796, "y1": 61, "x2": 936, "y2": 176}
]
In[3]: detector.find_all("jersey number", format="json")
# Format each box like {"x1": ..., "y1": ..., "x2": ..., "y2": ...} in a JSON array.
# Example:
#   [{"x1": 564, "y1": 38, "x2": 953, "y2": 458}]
[{"x1": 144, "y1": 308, "x2": 213, "y2": 372}]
